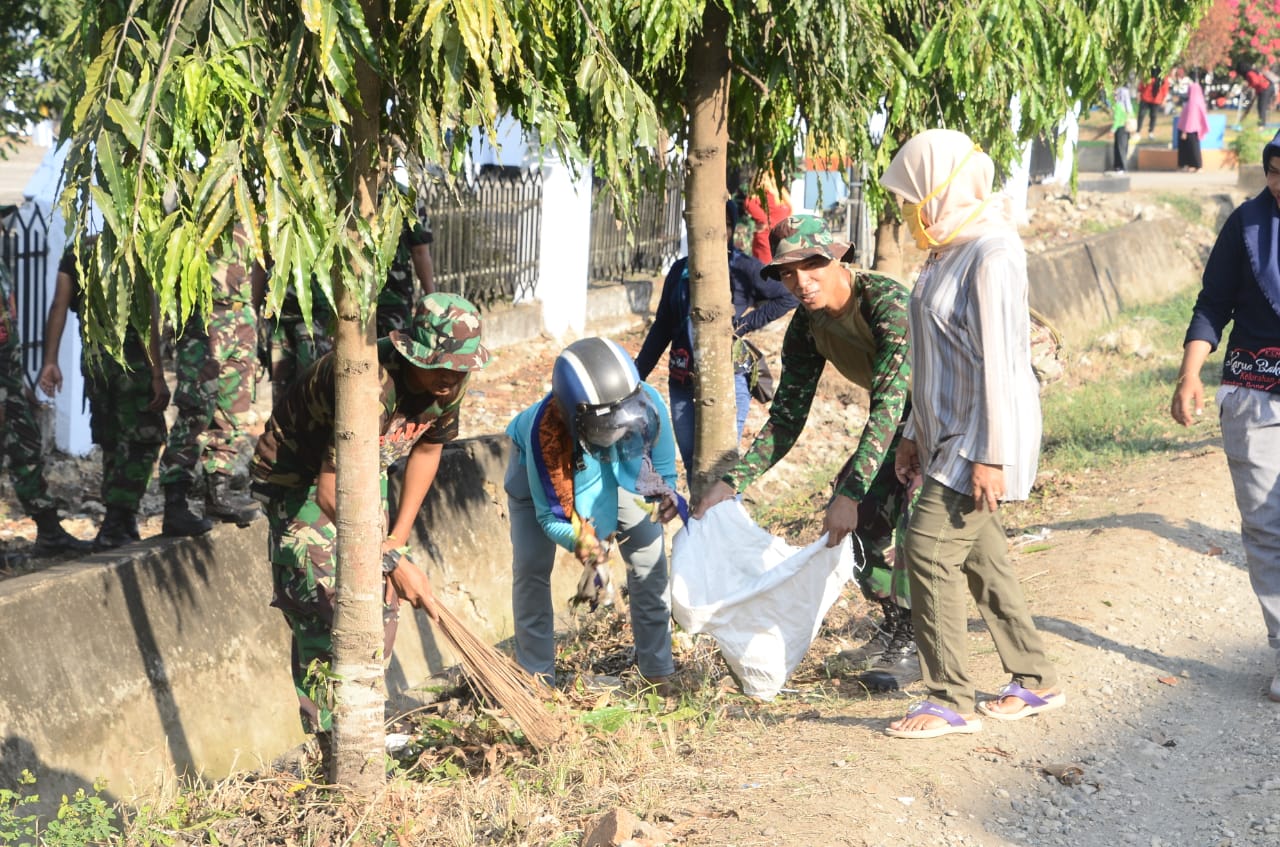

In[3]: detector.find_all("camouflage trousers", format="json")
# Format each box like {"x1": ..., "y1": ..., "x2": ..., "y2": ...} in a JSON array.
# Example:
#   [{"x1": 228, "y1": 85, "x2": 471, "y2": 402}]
[
  {"x1": 84, "y1": 341, "x2": 166, "y2": 511},
  {"x1": 159, "y1": 304, "x2": 257, "y2": 487},
  {"x1": 838, "y1": 428, "x2": 917, "y2": 609},
  {"x1": 264, "y1": 481, "x2": 399, "y2": 733},
  {"x1": 375, "y1": 292, "x2": 413, "y2": 339},
  {"x1": 0, "y1": 327, "x2": 53, "y2": 515},
  {"x1": 266, "y1": 314, "x2": 332, "y2": 405}
]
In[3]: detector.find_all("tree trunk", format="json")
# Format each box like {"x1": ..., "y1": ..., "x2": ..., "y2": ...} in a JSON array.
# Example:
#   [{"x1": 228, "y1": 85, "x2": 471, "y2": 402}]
[
  {"x1": 872, "y1": 212, "x2": 903, "y2": 277},
  {"x1": 329, "y1": 0, "x2": 387, "y2": 794},
  {"x1": 685, "y1": 1, "x2": 735, "y2": 503}
]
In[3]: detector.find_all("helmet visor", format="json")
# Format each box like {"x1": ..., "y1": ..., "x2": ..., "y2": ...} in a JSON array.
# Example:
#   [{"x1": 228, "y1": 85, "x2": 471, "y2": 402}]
[{"x1": 577, "y1": 388, "x2": 660, "y2": 461}]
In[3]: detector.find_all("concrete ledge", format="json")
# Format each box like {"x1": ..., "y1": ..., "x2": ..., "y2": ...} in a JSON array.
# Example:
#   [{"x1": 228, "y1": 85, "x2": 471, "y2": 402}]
[
  {"x1": 1028, "y1": 218, "x2": 1199, "y2": 348},
  {"x1": 0, "y1": 434, "x2": 581, "y2": 808}
]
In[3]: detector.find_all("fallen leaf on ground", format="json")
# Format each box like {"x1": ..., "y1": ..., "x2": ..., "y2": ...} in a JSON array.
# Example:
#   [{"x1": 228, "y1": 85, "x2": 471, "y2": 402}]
[{"x1": 1157, "y1": 676, "x2": 1179, "y2": 686}]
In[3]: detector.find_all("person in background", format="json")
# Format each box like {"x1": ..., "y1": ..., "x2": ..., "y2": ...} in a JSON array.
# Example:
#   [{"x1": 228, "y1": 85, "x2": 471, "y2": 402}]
[
  {"x1": 0, "y1": 263, "x2": 92, "y2": 555},
  {"x1": 635, "y1": 200, "x2": 798, "y2": 475},
  {"x1": 1110, "y1": 83, "x2": 1135, "y2": 174},
  {"x1": 1138, "y1": 68, "x2": 1170, "y2": 140},
  {"x1": 249, "y1": 293, "x2": 489, "y2": 769},
  {"x1": 376, "y1": 214, "x2": 435, "y2": 337},
  {"x1": 1239, "y1": 62, "x2": 1277, "y2": 128},
  {"x1": 1171, "y1": 129, "x2": 1280, "y2": 705},
  {"x1": 39, "y1": 242, "x2": 169, "y2": 550},
  {"x1": 743, "y1": 169, "x2": 792, "y2": 264},
  {"x1": 159, "y1": 224, "x2": 264, "y2": 536},
  {"x1": 880, "y1": 129, "x2": 1063, "y2": 739},
  {"x1": 1178, "y1": 70, "x2": 1209, "y2": 173},
  {"x1": 693, "y1": 215, "x2": 916, "y2": 689},
  {"x1": 506, "y1": 337, "x2": 682, "y2": 690},
  {"x1": 263, "y1": 277, "x2": 334, "y2": 405}
]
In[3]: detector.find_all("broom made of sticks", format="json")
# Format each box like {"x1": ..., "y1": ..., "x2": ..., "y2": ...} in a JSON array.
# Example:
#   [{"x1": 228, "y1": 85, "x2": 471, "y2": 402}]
[{"x1": 425, "y1": 598, "x2": 565, "y2": 750}]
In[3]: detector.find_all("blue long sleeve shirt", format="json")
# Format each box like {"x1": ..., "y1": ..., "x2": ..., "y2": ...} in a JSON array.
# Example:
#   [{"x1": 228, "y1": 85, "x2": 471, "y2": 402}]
[{"x1": 505, "y1": 382, "x2": 679, "y2": 551}]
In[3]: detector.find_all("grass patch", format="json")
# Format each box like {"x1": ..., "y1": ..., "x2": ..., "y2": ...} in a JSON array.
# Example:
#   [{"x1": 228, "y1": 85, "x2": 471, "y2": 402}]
[
  {"x1": 1155, "y1": 191, "x2": 1203, "y2": 225},
  {"x1": 1039, "y1": 287, "x2": 1222, "y2": 475}
]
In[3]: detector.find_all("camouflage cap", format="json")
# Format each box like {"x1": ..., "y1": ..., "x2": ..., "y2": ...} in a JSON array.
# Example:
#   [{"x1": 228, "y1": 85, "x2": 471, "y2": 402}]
[
  {"x1": 390, "y1": 292, "x2": 491, "y2": 371},
  {"x1": 762, "y1": 215, "x2": 851, "y2": 280}
]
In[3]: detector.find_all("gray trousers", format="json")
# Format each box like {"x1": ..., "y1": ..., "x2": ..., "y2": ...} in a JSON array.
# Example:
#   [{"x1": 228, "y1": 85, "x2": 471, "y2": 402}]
[
  {"x1": 903, "y1": 477, "x2": 1058, "y2": 713},
  {"x1": 1219, "y1": 386, "x2": 1280, "y2": 649},
  {"x1": 505, "y1": 458, "x2": 674, "y2": 682}
]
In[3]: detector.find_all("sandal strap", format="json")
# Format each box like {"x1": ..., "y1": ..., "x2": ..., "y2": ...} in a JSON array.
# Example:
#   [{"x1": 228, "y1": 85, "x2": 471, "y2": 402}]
[
  {"x1": 905, "y1": 700, "x2": 968, "y2": 727},
  {"x1": 998, "y1": 682, "x2": 1052, "y2": 708}
]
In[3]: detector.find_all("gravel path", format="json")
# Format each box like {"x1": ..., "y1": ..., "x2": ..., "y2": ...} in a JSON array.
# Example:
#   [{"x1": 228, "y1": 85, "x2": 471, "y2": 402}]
[{"x1": 665, "y1": 444, "x2": 1280, "y2": 847}]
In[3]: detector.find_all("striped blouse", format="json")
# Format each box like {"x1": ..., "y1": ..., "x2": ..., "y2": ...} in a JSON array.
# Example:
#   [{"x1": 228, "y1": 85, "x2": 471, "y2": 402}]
[{"x1": 904, "y1": 232, "x2": 1042, "y2": 501}]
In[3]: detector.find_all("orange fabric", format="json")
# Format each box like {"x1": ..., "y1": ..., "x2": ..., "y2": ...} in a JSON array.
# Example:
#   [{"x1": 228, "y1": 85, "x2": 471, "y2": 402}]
[
  {"x1": 538, "y1": 401, "x2": 581, "y2": 535},
  {"x1": 1140, "y1": 77, "x2": 1169, "y2": 104}
]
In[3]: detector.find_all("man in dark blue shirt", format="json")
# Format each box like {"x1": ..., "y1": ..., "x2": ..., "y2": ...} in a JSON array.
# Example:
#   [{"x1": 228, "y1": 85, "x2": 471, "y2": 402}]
[{"x1": 635, "y1": 201, "x2": 798, "y2": 474}]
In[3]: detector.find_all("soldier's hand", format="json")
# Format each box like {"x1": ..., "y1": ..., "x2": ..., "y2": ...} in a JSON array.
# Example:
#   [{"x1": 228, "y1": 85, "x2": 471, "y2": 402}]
[
  {"x1": 387, "y1": 557, "x2": 439, "y2": 621},
  {"x1": 693, "y1": 479, "x2": 737, "y2": 519},
  {"x1": 148, "y1": 373, "x2": 171, "y2": 412},
  {"x1": 823, "y1": 494, "x2": 859, "y2": 548},
  {"x1": 38, "y1": 363, "x2": 62, "y2": 396}
]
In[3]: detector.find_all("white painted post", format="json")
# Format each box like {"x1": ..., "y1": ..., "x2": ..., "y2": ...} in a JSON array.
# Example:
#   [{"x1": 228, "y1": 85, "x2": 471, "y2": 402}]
[{"x1": 534, "y1": 158, "x2": 593, "y2": 340}]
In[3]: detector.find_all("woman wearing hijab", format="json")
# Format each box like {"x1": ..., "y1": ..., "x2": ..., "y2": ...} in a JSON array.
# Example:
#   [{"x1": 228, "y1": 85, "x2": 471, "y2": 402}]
[
  {"x1": 878, "y1": 129, "x2": 1063, "y2": 739},
  {"x1": 1111, "y1": 83, "x2": 1135, "y2": 174},
  {"x1": 1178, "y1": 71, "x2": 1210, "y2": 173},
  {"x1": 1172, "y1": 129, "x2": 1280, "y2": 704}
]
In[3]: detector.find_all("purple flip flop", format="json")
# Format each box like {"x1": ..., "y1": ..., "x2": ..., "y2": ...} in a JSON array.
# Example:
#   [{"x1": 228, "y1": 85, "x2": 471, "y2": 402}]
[
  {"x1": 977, "y1": 682, "x2": 1067, "y2": 721},
  {"x1": 885, "y1": 700, "x2": 983, "y2": 739}
]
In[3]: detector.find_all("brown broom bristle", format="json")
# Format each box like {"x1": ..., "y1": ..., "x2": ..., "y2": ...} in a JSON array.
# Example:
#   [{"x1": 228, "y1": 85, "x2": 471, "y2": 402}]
[{"x1": 430, "y1": 601, "x2": 564, "y2": 750}]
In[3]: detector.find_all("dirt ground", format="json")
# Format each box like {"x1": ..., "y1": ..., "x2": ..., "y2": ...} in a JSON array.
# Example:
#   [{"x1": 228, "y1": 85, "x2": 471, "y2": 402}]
[{"x1": 7, "y1": 179, "x2": 1280, "y2": 846}]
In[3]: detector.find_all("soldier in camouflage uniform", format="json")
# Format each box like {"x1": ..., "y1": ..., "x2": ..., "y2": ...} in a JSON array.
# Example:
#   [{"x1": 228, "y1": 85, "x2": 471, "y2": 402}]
[
  {"x1": 39, "y1": 248, "x2": 170, "y2": 549},
  {"x1": 0, "y1": 265, "x2": 93, "y2": 554},
  {"x1": 159, "y1": 226, "x2": 264, "y2": 536},
  {"x1": 249, "y1": 292, "x2": 489, "y2": 754},
  {"x1": 375, "y1": 217, "x2": 435, "y2": 337},
  {"x1": 263, "y1": 278, "x2": 334, "y2": 404},
  {"x1": 694, "y1": 214, "x2": 917, "y2": 690}
]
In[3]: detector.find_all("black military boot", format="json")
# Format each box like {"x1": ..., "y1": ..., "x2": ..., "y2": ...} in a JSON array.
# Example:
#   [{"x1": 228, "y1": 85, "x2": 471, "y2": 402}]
[
  {"x1": 205, "y1": 474, "x2": 261, "y2": 526},
  {"x1": 31, "y1": 508, "x2": 94, "y2": 555},
  {"x1": 837, "y1": 598, "x2": 902, "y2": 668},
  {"x1": 858, "y1": 611, "x2": 920, "y2": 693},
  {"x1": 162, "y1": 481, "x2": 213, "y2": 537},
  {"x1": 95, "y1": 506, "x2": 141, "y2": 550}
]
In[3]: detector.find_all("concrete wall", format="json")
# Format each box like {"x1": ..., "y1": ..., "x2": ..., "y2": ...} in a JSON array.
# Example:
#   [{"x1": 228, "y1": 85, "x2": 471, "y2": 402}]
[
  {"x1": 0, "y1": 214, "x2": 1209, "y2": 807},
  {"x1": 1028, "y1": 217, "x2": 1201, "y2": 348},
  {"x1": 0, "y1": 434, "x2": 582, "y2": 809}
]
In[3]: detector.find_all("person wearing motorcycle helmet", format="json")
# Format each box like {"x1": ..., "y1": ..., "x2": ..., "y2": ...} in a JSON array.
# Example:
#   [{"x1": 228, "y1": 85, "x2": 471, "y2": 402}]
[{"x1": 505, "y1": 336, "x2": 682, "y2": 689}]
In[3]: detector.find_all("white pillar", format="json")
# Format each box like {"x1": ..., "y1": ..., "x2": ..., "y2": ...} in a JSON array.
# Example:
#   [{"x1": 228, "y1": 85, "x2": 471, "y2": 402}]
[{"x1": 534, "y1": 159, "x2": 592, "y2": 340}]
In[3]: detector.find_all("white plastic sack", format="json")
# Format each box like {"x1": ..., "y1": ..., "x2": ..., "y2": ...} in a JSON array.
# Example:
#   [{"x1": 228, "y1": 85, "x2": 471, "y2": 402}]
[{"x1": 670, "y1": 499, "x2": 854, "y2": 700}]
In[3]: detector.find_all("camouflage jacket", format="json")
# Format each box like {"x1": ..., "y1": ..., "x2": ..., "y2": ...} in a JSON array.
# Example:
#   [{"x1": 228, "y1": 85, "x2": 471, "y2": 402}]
[
  {"x1": 723, "y1": 269, "x2": 910, "y2": 502},
  {"x1": 251, "y1": 336, "x2": 465, "y2": 491}
]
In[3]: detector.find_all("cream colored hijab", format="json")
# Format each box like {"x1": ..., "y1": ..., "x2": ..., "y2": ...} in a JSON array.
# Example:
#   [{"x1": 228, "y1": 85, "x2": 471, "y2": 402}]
[{"x1": 880, "y1": 128, "x2": 1016, "y2": 247}]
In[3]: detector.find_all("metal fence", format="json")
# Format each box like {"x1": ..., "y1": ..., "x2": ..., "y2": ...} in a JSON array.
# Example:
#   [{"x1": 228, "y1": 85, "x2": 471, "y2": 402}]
[
  {"x1": 0, "y1": 204, "x2": 51, "y2": 389},
  {"x1": 588, "y1": 174, "x2": 683, "y2": 282},
  {"x1": 420, "y1": 167, "x2": 543, "y2": 307}
]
